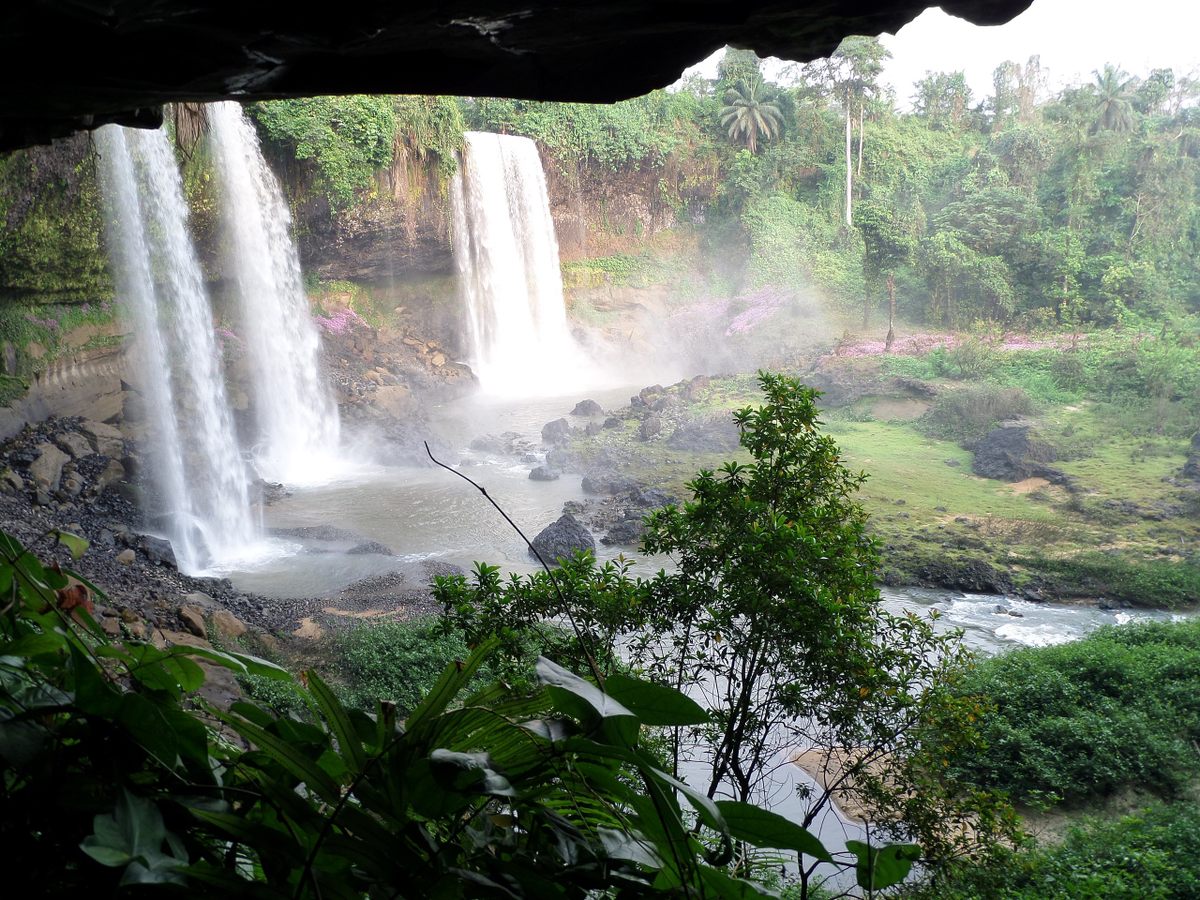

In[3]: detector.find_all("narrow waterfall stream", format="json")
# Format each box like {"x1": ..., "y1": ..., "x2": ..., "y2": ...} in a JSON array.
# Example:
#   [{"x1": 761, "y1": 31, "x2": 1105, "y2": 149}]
[
  {"x1": 207, "y1": 101, "x2": 341, "y2": 485},
  {"x1": 95, "y1": 125, "x2": 258, "y2": 573},
  {"x1": 451, "y1": 132, "x2": 600, "y2": 396}
]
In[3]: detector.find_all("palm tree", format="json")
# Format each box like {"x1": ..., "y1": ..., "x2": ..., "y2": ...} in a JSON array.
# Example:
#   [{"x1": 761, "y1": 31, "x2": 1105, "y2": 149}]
[
  {"x1": 720, "y1": 77, "x2": 782, "y2": 154},
  {"x1": 1092, "y1": 65, "x2": 1137, "y2": 134}
]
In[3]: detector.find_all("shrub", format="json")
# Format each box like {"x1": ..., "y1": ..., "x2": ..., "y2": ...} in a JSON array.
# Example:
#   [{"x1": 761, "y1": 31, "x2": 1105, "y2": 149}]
[
  {"x1": 945, "y1": 619, "x2": 1200, "y2": 806},
  {"x1": 916, "y1": 802, "x2": 1200, "y2": 899},
  {"x1": 920, "y1": 383, "x2": 1034, "y2": 441}
]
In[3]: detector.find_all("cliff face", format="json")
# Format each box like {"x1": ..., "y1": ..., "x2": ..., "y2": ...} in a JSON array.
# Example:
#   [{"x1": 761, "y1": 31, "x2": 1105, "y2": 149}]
[
  {"x1": 288, "y1": 145, "x2": 709, "y2": 283},
  {"x1": 293, "y1": 151, "x2": 454, "y2": 282}
]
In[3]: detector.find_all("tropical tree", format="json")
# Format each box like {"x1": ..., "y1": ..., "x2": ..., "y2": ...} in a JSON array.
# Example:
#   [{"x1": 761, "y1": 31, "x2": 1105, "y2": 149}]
[
  {"x1": 1092, "y1": 64, "x2": 1138, "y2": 134},
  {"x1": 720, "y1": 76, "x2": 783, "y2": 154}
]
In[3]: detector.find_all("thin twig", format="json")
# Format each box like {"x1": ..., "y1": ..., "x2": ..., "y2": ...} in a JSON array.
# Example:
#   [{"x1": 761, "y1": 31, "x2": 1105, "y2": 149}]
[{"x1": 424, "y1": 441, "x2": 605, "y2": 685}]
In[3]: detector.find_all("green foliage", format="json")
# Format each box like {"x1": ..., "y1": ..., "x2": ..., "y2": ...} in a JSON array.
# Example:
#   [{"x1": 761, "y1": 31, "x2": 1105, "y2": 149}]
[
  {"x1": 392, "y1": 94, "x2": 465, "y2": 180},
  {"x1": 0, "y1": 140, "x2": 111, "y2": 306},
  {"x1": 915, "y1": 802, "x2": 1200, "y2": 899},
  {"x1": 438, "y1": 373, "x2": 1018, "y2": 884},
  {"x1": 0, "y1": 525, "x2": 924, "y2": 898},
  {"x1": 252, "y1": 96, "x2": 396, "y2": 208},
  {"x1": 333, "y1": 616, "x2": 472, "y2": 714},
  {"x1": 466, "y1": 90, "x2": 706, "y2": 172},
  {"x1": 920, "y1": 384, "x2": 1034, "y2": 442},
  {"x1": 946, "y1": 619, "x2": 1200, "y2": 806},
  {"x1": 1020, "y1": 553, "x2": 1200, "y2": 609}
]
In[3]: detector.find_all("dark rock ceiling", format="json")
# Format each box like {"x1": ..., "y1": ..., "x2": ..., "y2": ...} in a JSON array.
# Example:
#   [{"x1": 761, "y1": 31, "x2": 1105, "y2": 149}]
[{"x1": 3, "y1": 1, "x2": 1031, "y2": 149}]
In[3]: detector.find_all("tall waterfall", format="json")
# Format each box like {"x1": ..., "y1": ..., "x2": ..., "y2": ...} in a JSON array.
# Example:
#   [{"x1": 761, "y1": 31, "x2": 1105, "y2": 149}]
[
  {"x1": 95, "y1": 125, "x2": 257, "y2": 573},
  {"x1": 207, "y1": 101, "x2": 340, "y2": 484},
  {"x1": 451, "y1": 132, "x2": 592, "y2": 396}
]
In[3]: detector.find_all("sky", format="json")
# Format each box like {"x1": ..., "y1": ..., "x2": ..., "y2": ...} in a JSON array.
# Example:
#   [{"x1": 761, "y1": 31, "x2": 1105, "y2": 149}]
[{"x1": 680, "y1": 0, "x2": 1200, "y2": 109}]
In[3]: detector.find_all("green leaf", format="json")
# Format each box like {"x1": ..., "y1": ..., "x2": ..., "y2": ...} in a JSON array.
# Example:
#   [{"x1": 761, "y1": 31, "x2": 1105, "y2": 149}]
[
  {"x1": 537, "y1": 656, "x2": 635, "y2": 722},
  {"x1": 182, "y1": 645, "x2": 290, "y2": 681},
  {"x1": 406, "y1": 636, "x2": 498, "y2": 729},
  {"x1": 55, "y1": 530, "x2": 89, "y2": 560},
  {"x1": 221, "y1": 711, "x2": 340, "y2": 803},
  {"x1": 845, "y1": 840, "x2": 921, "y2": 890},
  {"x1": 716, "y1": 800, "x2": 832, "y2": 862},
  {"x1": 307, "y1": 669, "x2": 366, "y2": 775},
  {"x1": 80, "y1": 790, "x2": 188, "y2": 885},
  {"x1": 0, "y1": 631, "x2": 65, "y2": 658},
  {"x1": 603, "y1": 673, "x2": 709, "y2": 726}
]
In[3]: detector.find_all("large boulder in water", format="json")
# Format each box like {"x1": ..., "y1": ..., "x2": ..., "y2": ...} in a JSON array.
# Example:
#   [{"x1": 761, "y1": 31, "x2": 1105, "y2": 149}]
[
  {"x1": 971, "y1": 423, "x2": 1063, "y2": 483},
  {"x1": 530, "y1": 513, "x2": 594, "y2": 564},
  {"x1": 541, "y1": 418, "x2": 572, "y2": 445},
  {"x1": 570, "y1": 399, "x2": 603, "y2": 416}
]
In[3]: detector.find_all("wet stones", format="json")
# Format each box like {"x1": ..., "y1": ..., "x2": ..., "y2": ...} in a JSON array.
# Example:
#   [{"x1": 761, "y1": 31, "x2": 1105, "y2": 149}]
[
  {"x1": 570, "y1": 399, "x2": 603, "y2": 416},
  {"x1": 530, "y1": 513, "x2": 594, "y2": 564}
]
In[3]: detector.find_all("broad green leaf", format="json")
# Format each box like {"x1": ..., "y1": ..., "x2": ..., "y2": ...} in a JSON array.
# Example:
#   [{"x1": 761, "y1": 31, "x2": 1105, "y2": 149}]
[
  {"x1": 307, "y1": 669, "x2": 366, "y2": 775},
  {"x1": 845, "y1": 840, "x2": 922, "y2": 890},
  {"x1": 0, "y1": 631, "x2": 65, "y2": 658},
  {"x1": 407, "y1": 636, "x2": 498, "y2": 729},
  {"x1": 716, "y1": 800, "x2": 832, "y2": 862},
  {"x1": 55, "y1": 530, "x2": 89, "y2": 560},
  {"x1": 81, "y1": 791, "x2": 188, "y2": 885},
  {"x1": 220, "y1": 712, "x2": 340, "y2": 803},
  {"x1": 537, "y1": 656, "x2": 635, "y2": 721},
  {"x1": 603, "y1": 673, "x2": 709, "y2": 726}
]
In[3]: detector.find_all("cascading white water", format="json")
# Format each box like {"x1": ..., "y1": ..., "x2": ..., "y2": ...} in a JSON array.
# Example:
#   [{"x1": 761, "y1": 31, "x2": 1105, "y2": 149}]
[
  {"x1": 451, "y1": 132, "x2": 596, "y2": 396},
  {"x1": 95, "y1": 125, "x2": 258, "y2": 573},
  {"x1": 207, "y1": 101, "x2": 341, "y2": 485}
]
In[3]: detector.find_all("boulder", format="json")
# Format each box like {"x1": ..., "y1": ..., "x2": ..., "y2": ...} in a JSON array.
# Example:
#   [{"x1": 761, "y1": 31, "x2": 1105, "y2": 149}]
[
  {"x1": 179, "y1": 604, "x2": 207, "y2": 637},
  {"x1": 602, "y1": 518, "x2": 645, "y2": 546},
  {"x1": 667, "y1": 416, "x2": 741, "y2": 453},
  {"x1": 530, "y1": 513, "x2": 595, "y2": 564},
  {"x1": 137, "y1": 535, "x2": 177, "y2": 568},
  {"x1": 55, "y1": 431, "x2": 93, "y2": 459},
  {"x1": 211, "y1": 609, "x2": 248, "y2": 641},
  {"x1": 584, "y1": 422, "x2": 602, "y2": 437},
  {"x1": 0, "y1": 469, "x2": 23, "y2": 493},
  {"x1": 116, "y1": 548, "x2": 136, "y2": 565},
  {"x1": 971, "y1": 423, "x2": 1062, "y2": 483},
  {"x1": 77, "y1": 420, "x2": 124, "y2": 457},
  {"x1": 582, "y1": 471, "x2": 639, "y2": 495},
  {"x1": 603, "y1": 416, "x2": 622, "y2": 429},
  {"x1": 528, "y1": 465, "x2": 560, "y2": 481},
  {"x1": 570, "y1": 399, "x2": 603, "y2": 416},
  {"x1": 347, "y1": 540, "x2": 396, "y2": 556},
  {"x1": 28, "y1": 443, "x2": 69, "y2": 492},
  {"x1": 373, "y1": 384, "x2": 416, "y2": 418},
  {"x1": 541, "y1": 418, "x2": 572, "y2": 445},
  {"x1": 638, "y1": 415, "x2": 662, "y2": 441}
]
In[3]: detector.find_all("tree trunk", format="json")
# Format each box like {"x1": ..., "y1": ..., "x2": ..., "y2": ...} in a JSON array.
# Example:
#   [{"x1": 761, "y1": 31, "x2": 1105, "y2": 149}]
[
  {"x1": 884, "y1": 273, "x2": 896, "y2": 351},
  {"x1": 844, "y1": 93, "x2": 853, "y2": 227},
  {"x1": 857, "y1": 103, "x2": 865, "y2": 180}
]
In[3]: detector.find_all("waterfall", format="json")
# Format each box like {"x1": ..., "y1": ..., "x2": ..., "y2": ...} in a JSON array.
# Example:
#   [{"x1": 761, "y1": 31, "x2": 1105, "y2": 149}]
[
  {"x1": 95, "y1": 125, "x2": 258, "y2": 573},
  {"x1": 207, "y1": 101, "x2": 341, "y2": 485},
  {"x1": 451, "y1": 131, "x2": 594, "y2": 396}
]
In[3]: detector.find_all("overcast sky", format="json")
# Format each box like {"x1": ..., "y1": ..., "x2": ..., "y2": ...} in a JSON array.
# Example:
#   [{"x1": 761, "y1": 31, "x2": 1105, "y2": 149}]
[{"x1": 681, "y1": 0, "x2": 1200, "y2": 109}]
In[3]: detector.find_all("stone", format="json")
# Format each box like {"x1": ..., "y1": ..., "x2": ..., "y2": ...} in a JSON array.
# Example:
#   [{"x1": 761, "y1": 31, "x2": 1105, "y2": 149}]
[
  {"x1": 530, "y1": 513, "x2": 595, "y2": 564},
  {"x1": 528, "y1": 465, "x2": 560, "y2": 481},
  {"x1": 0, "y1": 468, "x2": 23, "y2": 493},
  {"x1": 581, "y1": 471, "x2": 638, "y2": 495},
  {"x1": 430, "y1": 352, "x2": 446, "y2": 367},
  {"x1": 179, "y1": 604, "x2": 207, "y2": 638},
  {"x1": 971, "y1": 423, "x2": 1065, "y2": 483},
  {"x1": 138, "y1": 535, "x2": 177, "y2": 568},
  {"x1": 584, "y1": 422, "x2": 602, "y2": 437},
  {"x1": 100, "y1": 616, "x2": 121, "y2": 638},
  {"x1": 373, "y1": 384, "x2": 416, "y2": 418},
  {"x1": 346, "y1": 540, "x2": 396, "y2": 556},
  {"x1": 78, "y1": 420, "x2": 125, "y2": 457},
  {"x1": 212, "y1": 609, "x2": 247, "y2": 640},
  {"x1": 666, "y1": 416, "x2": 740, "y2": 453},
  {"x1": 602, "y1": 518, "x2": 645, "y2": 545},
  {"x1": 603, "y1": 416, "x2": 622, "y2": 429},
  {"x1": 183, "y1": 592, "x2": 216, "y2": 608},
  {"x1": 570, "y1": 399, "x2": 603, "y2": 416},
  {"x1": 541, "y1": 418, "x2": 572, "y2": 445},
  {"x1": 28, "y1": 443, "x2": 69, "y2": 492},
  {"x1": 55, "y1": 431, "x2": 93, "y2": 459},
  {"x1": 638, "y1": 415, "x2": 662, "y2": 441}
]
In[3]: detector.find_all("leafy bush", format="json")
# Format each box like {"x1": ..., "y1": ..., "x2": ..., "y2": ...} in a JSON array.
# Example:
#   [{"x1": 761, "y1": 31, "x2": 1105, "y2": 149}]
[
  {"x1": 252, "y1": 96, "x2": 396, "y2": 208},
  {"x1": 916, "y1": 802, "x2": 1200, "y2": 899},
  {"x1": 333, "y1": 616, "x2": 471, "y2": 714},
  {"x1": 920, "y1": 383, "x2": 1034, "y2": 441},
  {"x1": 0, "y1": 525, "x2": 926, "y2": 898},
  {"x1": 1024, "y1": 553, "x2": 1200, "y2": 608},
  {"x1": 946, "y1": 619, "x2": 1200, "y2": 805}
]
